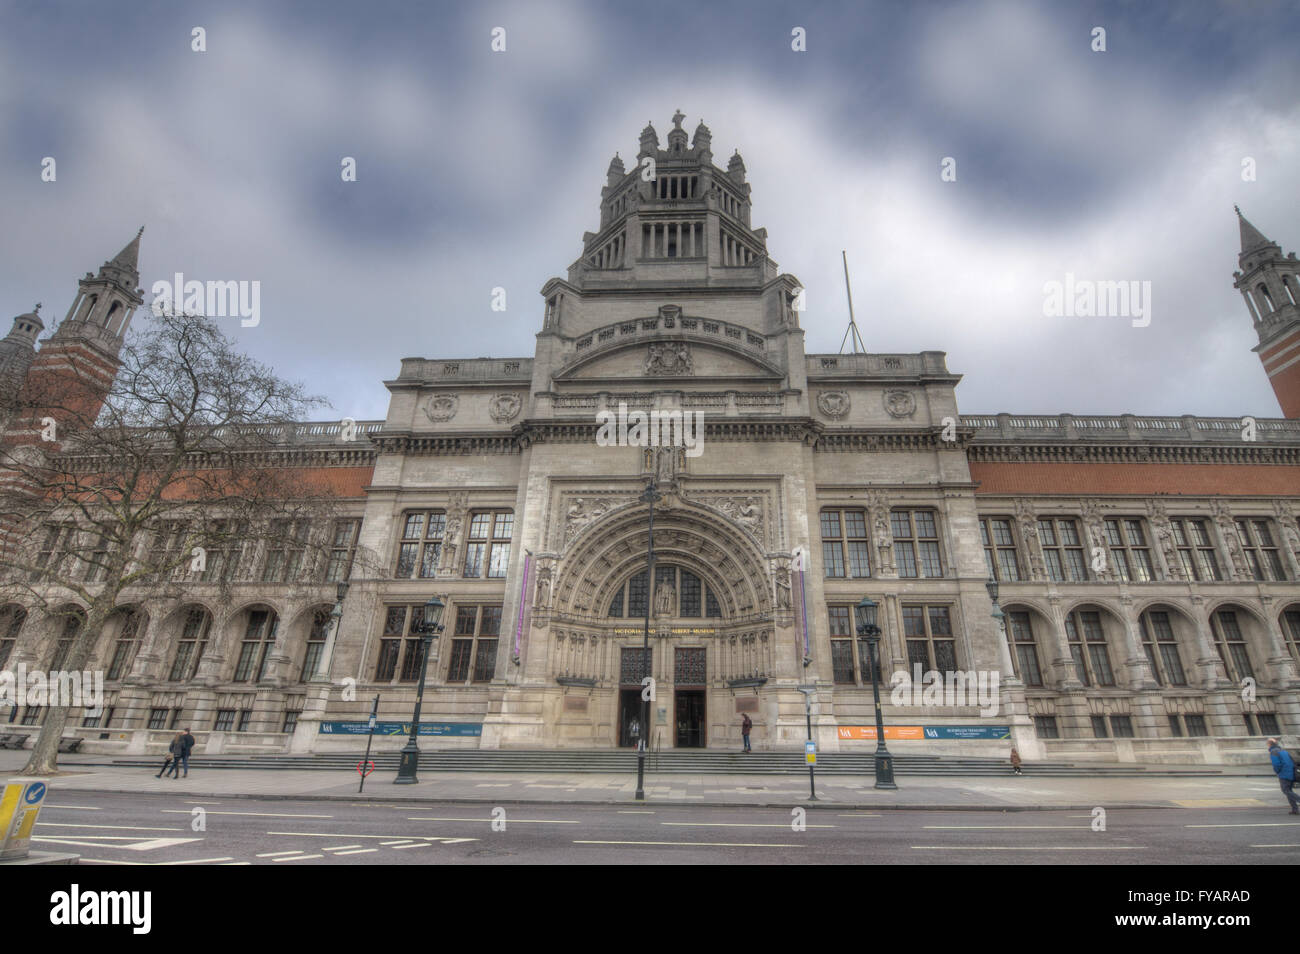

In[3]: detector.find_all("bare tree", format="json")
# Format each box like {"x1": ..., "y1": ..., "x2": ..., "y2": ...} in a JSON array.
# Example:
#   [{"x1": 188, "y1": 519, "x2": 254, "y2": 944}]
[{"x1": 0, "y1": 310, "x2": 373, "y2": 774}]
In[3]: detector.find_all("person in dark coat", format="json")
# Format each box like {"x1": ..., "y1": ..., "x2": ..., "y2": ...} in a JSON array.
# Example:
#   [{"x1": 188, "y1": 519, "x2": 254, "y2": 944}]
[
  {"x1": 158, "y1": 731, "x2": 183, "y2": 778},
  {"x1": 176, "y1": 728, "x2": 195, "y2": 778},
  {"x1": 1267, "y1": 738, "x2": 1298, "y2": 814},
  {"x1": 741, "y1": 713, "x2": 752, "y2": 752},
  {"x1": 1010, "y1": 746, "x2": 1023, "y2": 775}
]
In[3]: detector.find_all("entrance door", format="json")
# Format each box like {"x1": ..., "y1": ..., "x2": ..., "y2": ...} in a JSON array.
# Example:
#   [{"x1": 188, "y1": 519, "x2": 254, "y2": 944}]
[
  {"x1": 619, "y1": 689, "x2": 645, "y2": 748},
  {"x1": 675, "y1": 690, "x2": 706, "y2": 748}
]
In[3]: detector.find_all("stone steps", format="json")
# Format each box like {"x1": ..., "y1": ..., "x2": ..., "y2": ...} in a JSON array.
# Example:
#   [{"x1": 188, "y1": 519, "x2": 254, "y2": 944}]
[{"x1": 73, "y1": 750, "x2": 1229, "y2": 777}]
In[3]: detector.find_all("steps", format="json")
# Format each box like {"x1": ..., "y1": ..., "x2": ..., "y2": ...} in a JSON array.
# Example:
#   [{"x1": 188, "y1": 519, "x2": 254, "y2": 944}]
[{"x1": 67, "y1": 749, "x2": 1228, "y2": 777}]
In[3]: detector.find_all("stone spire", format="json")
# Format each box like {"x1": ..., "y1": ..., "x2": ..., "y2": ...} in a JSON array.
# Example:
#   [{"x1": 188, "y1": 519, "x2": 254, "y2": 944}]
[
  {"x1": 1232, "y1": 208, "x2": 1300, "y2": 418},
  {"x1": 638, "y1": 121, "x2": 659, "y2": 159},
  {"x1": 606, "y1": 152, "x2": 625, "y2": 188},
  {"x1": 727, "y1": 149, "x2": 746, "y2": 183}
]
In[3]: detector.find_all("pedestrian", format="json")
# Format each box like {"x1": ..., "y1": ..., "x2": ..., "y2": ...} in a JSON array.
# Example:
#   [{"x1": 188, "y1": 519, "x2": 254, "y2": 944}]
[
  {"x1": 155, "y1": 733, "x2": 179, "y2": 778},
  {"x1": 1010, "y1": 745, "x2": 1022, "y2": 775},
  {"x1": 1267, "y1": 737, "x2": 1298, "y2": 815},
  {"x1": 741, "y1": 712, "x2": 752, "y2": 752},
  {"x1": 159, "y1": 731, "x2": 183, "y2": 778},
  {"x1": 177, "y1": 727, "x2": 195, "y2": 778},
  {"x1": 628, "y1": 716, "x2": 640, "y2": 749}
]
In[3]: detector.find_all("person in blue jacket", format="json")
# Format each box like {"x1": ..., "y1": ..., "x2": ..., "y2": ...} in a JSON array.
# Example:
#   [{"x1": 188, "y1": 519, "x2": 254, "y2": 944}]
[{"x1": 1267, "y1": 738, "x2": 1298, "y2": 814}]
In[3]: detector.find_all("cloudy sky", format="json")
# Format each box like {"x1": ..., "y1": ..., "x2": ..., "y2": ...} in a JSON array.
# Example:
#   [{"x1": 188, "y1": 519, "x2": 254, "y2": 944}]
[{"x1": 1, "y1": 0, "x2": 1298, "y2": 421}]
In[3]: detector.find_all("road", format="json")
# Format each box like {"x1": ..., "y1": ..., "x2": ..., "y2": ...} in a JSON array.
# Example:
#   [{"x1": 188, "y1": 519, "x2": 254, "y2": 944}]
[{"x1": 26, "y1": 791, "x2": 1300, "y2": 864}]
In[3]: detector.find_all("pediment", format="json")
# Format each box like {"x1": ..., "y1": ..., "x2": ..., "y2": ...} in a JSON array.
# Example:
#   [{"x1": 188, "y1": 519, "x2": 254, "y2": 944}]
[{"x1": 554, "y1": 337, "x2": 784, "y2": 382}]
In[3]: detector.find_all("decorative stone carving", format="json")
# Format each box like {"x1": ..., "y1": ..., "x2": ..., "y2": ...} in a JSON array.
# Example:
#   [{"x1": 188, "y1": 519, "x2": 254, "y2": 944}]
[
  {"x1": 716, "y1": 496, "x2": 763, "y2": 545},
  {"x1": 439, "y1": 492, "x2": 469, "y2": 575},
  {"x1": 658, "y1": 304, "x2": 681, "y2": 327},
  {"x1": 654, "y1": 580, "x2": 676, "y2": 616},
  {"x1": 883, "y1": 389, "x2": 916, "y2": 418},
  {"x1": 1080, "y1": 498, "x2": 1110, "y2": 580},
  {"x1": 1145, "y1": 499, "x2": 1181, "y2": 581},
  {"x1": 817, "y1": 391, "x2": 850, "y2": 420},
  {"x1": 772, "y1": 560, "x2": 792, "y2": 611},
  {"x1": 423, "y1": 393, "x2": 458, "y2": 422},
  {"x1": 565, "y1": 497, "x2": 613, "y2": 544},
  {"x1": 489, "y1": 393, "x2": 521, "y2": 423},
  {"x1": 865, "y1": 490, "x2": 895, "y2": 576},
  {"x1": 646, "y1": 343, "x2": 693, "y2": 375},
  {"x1": 1014, "y1": 499, "x2": 1046, "y2": 582},
  {"x1": 1210, "y1": 500, "x2": 1250, "y2": 581}
]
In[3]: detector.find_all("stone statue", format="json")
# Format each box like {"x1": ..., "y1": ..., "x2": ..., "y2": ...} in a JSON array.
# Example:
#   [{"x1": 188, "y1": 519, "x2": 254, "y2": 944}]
[
  {"x1": 774, "y1": 566, "x2": 792, "y2": 610},
  {"x1": 654, "y1": 581, "x2": 675, "y2": 616}
]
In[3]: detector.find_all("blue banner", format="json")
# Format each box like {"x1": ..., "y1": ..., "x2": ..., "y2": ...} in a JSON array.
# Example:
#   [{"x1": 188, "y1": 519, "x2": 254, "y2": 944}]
[
  {"x1": 922, "y1": 725, "x2": 1011, "y2": 740},
  {"x1": 319, "y1": 721, "x2": 483, "y2": 737}
]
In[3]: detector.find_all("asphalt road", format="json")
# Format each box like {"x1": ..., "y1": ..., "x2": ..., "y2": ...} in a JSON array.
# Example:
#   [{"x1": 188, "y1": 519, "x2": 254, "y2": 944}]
[{"x1": 26, "y1": 791, "x2": 1300, "y2": 865}]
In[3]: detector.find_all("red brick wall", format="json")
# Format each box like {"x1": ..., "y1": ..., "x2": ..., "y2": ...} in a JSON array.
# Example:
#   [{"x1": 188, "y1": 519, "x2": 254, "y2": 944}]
[{"x1": 970, "y1": 460, "x2": 1300, "y2": 496}]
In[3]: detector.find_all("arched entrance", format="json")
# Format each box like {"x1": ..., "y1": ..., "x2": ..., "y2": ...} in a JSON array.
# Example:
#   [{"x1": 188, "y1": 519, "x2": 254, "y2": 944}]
[{"x1": 542, "y1": 495, "x2": 778, "y2": 749}]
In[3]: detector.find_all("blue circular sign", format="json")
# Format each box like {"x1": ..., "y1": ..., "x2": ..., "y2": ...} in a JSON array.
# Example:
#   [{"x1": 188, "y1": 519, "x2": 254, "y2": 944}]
[{"x1": 24, "y1": 782, "x2": 46, "y2": 803}]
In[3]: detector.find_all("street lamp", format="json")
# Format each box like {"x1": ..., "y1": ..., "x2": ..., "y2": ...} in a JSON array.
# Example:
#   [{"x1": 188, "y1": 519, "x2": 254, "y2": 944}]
[
  {"x1": 855, "y1": 596, "x2": 897, "y2": 790},
  {"x1": 634, "y1": 479, "x2": 662, "y2": 802},
  {"x1": 394, "y1": 595, "x2": 445, "y2": 785}
]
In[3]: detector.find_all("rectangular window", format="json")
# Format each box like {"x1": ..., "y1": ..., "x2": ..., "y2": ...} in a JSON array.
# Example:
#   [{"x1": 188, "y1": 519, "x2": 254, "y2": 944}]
[
  {"x1": 1170, "y1": 518, "x2": 1221, "y2": 582},
  {"x1": 1185, "y1": 714, "x2": 1209, "y2": 737},
  {"x1": 1236, "y1": 518, "x2": 1288, "y2": 582},
  {"x1": 395, "y1": 511, "x2": 445, "y2": 579},
  {"x1": 1167, "y1": 714, "x2": 1183, "y2": 737},
  {"x1": 1006, "y1": 611, "x2": 1043, "y2": 687},
  {"x1": 980, "y1": 517, "x2": 1021, "y2": 581},
  {"x1": 1139, "y1": 611, "x2": 1186, "y2": 687},
  {"x1": 283, "y1": 711, "x2": 299, "y2": 733},
  {"x1": 902, "y1": 604, "x2": 956, "y2": 672},
  {"x1": 820, "y1": 509, "x2": 871, "y2": 578},
  {"x1": 446, "y1": 605, "x2": 503, "y2": 683},
  {"x1": 893, "y1": 510, "x2": 943, "y2": 579},
  {"x1": 148, "y1": 708, "x2": 169, "y2": 730},
  {"x1": 1111, "y1": 715, "x2": 1135, "y2": 738},
  {"x1": 1066, "y1": 611, "x2": 1114, "y2": 687},
  {"x1": 213, "y1": 709, "x2": 236, "y2": 732},
  {"x1": 1259, "y1": 713, "x2": 1280, "y2": 736},
  {"x1": 261, "y1": 519, "x2": 311, "y2": 583},
  {"x1": 1033, "y1": 716, "x2": 1059, "y2": 739},
  {"x1": 1103, "y1": 518, "x2": 1154, "y2": 582},
  {"x1": 1091, "y1": 715, "x2": 1109, "y2": 739},
  {"x1": 236, "y1": 709, "x2": 252, "y2": 732},
  {"x1": 463, "y1": 511, "x2": 513, "y2": 579},
  {"x1": 325, "y1": 519, "x2": 361, "y2": 581},
  {"x1": 1211, "y1": 610, "x2": 1254, "y2": 682}
]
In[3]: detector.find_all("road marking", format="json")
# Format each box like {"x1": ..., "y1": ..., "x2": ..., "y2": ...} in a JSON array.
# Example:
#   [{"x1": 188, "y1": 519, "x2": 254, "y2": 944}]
[
  {"x1": 381, "y1": 840, "x2": 415, "y2": 846},
  {"x1": 268, "y1": 831, "x2": 479, "y2": 844},
  {"x1": 923, "y1": 825, "x2": 1089, "y2": 830},
  {"x1": 324, "y1": 845, "x2": 363, "y2": 851},
  {"x1": 837, "y1": 813, "x2": 881, "y2": 817},
  {"x1": 407, "y1": 816, "x2": 578, "y2": 824},
  {"x1": 33, "y1": 835, "x2": 201, "y2": 851},
  {"x1": 37, "y1": 823, "x2": 183, "y2": 832},
  {"x1": 1185, "y1": 822, "x2": 1300, "y2": 828},
  {"x1": 392, "y1": 842, "x2": 432, "y2": 850},
  {"x1": 162, "y1": 810, "x2": 332, "y2": 818},
  {"x1": 662, "y1": 822, "x2": 835, "y2": 829},
  {"x1": 475, "y1": 783, "x2": 511, "y2": 787},
  {"x1": 332, "y1": 848, "x2": 379, "y2": 856},
  {"x1": 1251, "y1": 844, "x2": 1300, "y2": 848},
  {"x1": 273, "y1": 854, "x2": 323, "y2": 862},
  {"x1": 159, "y1": 857, "x2": 235, "y2": 865},
  {"x1": 576, "y1": 840, "x2": 802, "y2": 848},
  {"x1": 618, "y1": 811, "x2": 655, "y2": 814},
  {"x1": 42, "y1": 804, "x2": 102, "y2": 811},
  {"x1": 81, "y1": 859, "x2": 147, "y2": 865},
  {"x1": 1173, "y1": 798, "x2": 1267, "y2": 808},
  {"x1": 257, "y1": 851, "x2": 305, "y2": 858},
  {"x1": 911, "y1": 846, "x2": 1144, "y2": 851}
]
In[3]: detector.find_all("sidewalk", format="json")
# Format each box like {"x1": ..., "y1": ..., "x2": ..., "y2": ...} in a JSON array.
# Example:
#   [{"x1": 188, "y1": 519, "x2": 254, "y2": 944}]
[{"x1": 1, "y1": 750, "x2": 1285, "y2": 810}]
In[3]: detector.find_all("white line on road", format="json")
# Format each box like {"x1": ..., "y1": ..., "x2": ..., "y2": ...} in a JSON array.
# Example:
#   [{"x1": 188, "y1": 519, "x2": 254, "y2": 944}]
[
  {"x1": 332, "y1": 848, "x2": 379, "y2": 855},
  {"x1": 576, "y1": 840, "x2": 803, "y2": 848},
  {"x1": 407, "y1": 816, "x2": 578, "y2": 824},
  {"x1": 662, "y1": 822, "x2": 835, "y2": 829},
  {"x1": 272, "y1": 854, "x2": 323, "y2": 862},
  {"x1": 257, "y1": 851, "x2": 306, "y2": 857},
  {"x1": 32, "y1": 836, "x2": 201, "y2": 851},
  {"x1": 162, "y1": 810, "x2": 333, "y2": 818},
  {"x1": 837, "y1": 813, "x2": 881, "y2": 817},
  {"x1": 381, "y1": 840, "x2": 415, "y2": 846},
  {"x1": 324, "y1": 845, "x2": 364, "y2": 851},
  {"x1": 158, "y1": 858, "x2": 236, "y2": 865},
  {"x1": 618, "y1": 811, "x2": 655, "y2": 814},
  {"x1": 392, "y1": 843, "x2": 432, "y2": 850},
  {"x1": 923, "y1": 825, "x2": 1090, "y2": 830},
  {"x1": 41, "y1": 804, "x2": 102, "y2": 811},
  {"x1": 37, "y1": 823, "x2": 183, "y2": 832},
  {"x1": 268, "y1": 831, "x2": 479, "y2": 843},
  {"x1": 911, "y1": 846, "x2": 1144, "y2": 850},
  {"x1": 1184, "y1": 823, "x2": 1300, "y2": 828},
  {"x1": 1251, "y1": 844, "x2": 1300, "y2": 848}
]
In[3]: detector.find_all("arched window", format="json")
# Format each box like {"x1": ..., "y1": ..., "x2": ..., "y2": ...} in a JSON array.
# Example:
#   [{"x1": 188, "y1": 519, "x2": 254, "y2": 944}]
[
  {"x1": 0, "y1": 605, "x2": 26, "y2": 668},
  {"x1": 1210, "y1": 609, "x2": 1254, "y2": 683},
  {"x1": 1065, "y1": 609, "x2": 1115, "y2": 686},
  {"x1": 107, "y1": 609, "x2": 144, "y2": 680},
  {"x1": 104, "y1": 300, "x2": 122, "y2": 330},
  {"x1": 169, "y1": 607, "x2": 211, "y2": 681},
  {"x1": 233, "y1": 607, "x2": 278, "y2": 682},
  {"x1": 1138, "y1": 609, "x2": 1187, "y2": 686},
  {"x1": 1283, "y1": 275, "x2": 1299, "y2": 307},
  {"x1": 1256, "y1": 283, "x2": 1275, "y2": 313},
  {"x1": 606, "y1": 565, "x2": 723, "y2": 618},
  {"x1": 48, "y1": 609, "x2": 85, "y2": 670}
]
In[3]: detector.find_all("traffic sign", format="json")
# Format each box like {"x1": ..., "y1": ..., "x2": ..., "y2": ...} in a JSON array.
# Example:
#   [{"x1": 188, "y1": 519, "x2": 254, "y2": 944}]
[
  {"x1": 356, "y1": 760, "x2": 375, "y2": 777},
  {"x1": 804, "y1": 740, "x2": 817, "y2": 764}
]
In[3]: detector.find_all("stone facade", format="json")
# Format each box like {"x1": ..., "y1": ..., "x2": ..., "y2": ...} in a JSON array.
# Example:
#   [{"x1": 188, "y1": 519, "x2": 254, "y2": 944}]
[{"x1": 3, "y1": 116, "x2": 1299, "y2": 766}]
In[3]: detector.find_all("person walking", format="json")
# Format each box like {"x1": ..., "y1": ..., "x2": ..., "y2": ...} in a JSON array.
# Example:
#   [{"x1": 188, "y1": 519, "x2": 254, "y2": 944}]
[
  {"x1": 159, "y1": 731, "x2": 184, "y2": 778},
  {"x1": 741, "y1": 713, "x2": 752, "y2": 753},
  {"x1": 177, "y1": 727, "x2": 195, "y2": 778},
  {"x1": 1267, "y1": 737, "x2": 1298, "y2": 814},
  {"x1": 1010, "y1": 745, "x2": 1023, "y2": 776},
  {"x1": 155, "y1": 733, "x2": 179, "y2": 778}
]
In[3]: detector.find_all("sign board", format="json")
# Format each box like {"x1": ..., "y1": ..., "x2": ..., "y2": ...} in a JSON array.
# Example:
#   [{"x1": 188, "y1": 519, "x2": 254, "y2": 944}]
[
  {"x1": 356, "y1": 761, "x2": 376, "y2": 777},
  {"x1": 320, "y1": 721, "x2": 482, "y2": 737},
  {"x1": 804, "y1": 740, "x2": 816, "y2": 765},
  {"x1": 837, "y1": 725, "x2": 1011, "y2": 741},
  {"x1": 0, "y1": 778, "x2": 47, "y2": 860}
]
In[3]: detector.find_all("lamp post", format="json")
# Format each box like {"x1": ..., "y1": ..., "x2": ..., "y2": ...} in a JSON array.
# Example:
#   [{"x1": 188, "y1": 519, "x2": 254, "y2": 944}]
[
  {"x1": 855, "y1": 596, "x2": 897, "y2": 789},
  {"x1": 985, "y1": 578, "x2": 1020, "y2": 684},
  {"x1": 394, "y1": 595, "x2": 445, "y2": 785},
  {"x1": 634, "y1": 478, "x2": 662, "y2": 802}
]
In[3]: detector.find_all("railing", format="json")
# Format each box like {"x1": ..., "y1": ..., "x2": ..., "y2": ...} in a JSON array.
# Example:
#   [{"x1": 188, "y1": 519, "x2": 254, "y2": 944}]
[
  {"x1": 397, "y1": 358, "x2": 532, "y2": 381},
  {"x1": 960, "y1": 413, "x2": 1300, "y2": 443},
  {"x1": 569, "y1": 315, "x2": 766, "y2": 361},
  {"x1": 806, "y1": 352, "x2": 951, "y2": 375}
]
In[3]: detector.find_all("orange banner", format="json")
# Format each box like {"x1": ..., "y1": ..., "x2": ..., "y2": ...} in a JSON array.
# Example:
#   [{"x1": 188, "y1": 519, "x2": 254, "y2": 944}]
[{"x1": 837, "y1": 725, "x2": 925, "y2": 741}]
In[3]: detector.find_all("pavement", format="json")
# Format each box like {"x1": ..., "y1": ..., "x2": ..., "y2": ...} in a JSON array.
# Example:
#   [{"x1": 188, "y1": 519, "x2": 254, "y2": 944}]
[{"x1": 1, "y1": 749, "x2": 1287, "y2": 811}]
